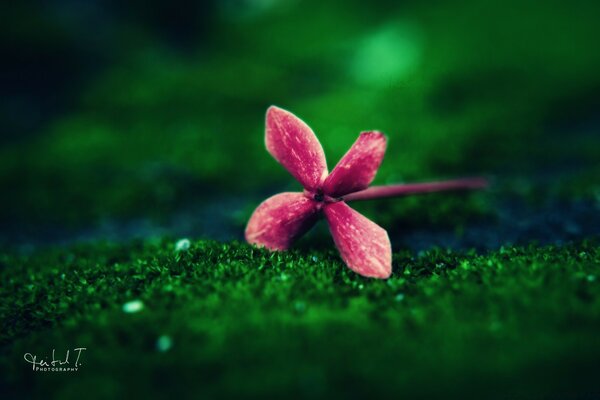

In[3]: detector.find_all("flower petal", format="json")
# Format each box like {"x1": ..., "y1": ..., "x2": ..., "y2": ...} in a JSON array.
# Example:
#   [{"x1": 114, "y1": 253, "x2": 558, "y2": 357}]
[
  {"x1": 324, "y1": 201, "x2": 391, "y2": 278},
  {"x1": 265, "y1": 106, "x2": 328, "y2": 191},
  {"x1": 323, "y1": 131, "x2": 387, "y2": 197},
  {"x1": 245, "y1": 192, "x2": 320, "y2": 250}
]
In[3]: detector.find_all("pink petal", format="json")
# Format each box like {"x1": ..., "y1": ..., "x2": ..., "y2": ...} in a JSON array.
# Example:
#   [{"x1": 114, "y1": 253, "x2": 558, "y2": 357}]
[
  {"x1": 245, "y1": 192, "x2": 320, "y2": 251},
  {"x1": 324, "y1": 201, "x2": 392, "y2": 279},
  {"x1": 322, "y1": 131, "x2": 387, "y2": 197},
  {"x1": 265, "y1": 106, "x2": 328, "y2": 191}
]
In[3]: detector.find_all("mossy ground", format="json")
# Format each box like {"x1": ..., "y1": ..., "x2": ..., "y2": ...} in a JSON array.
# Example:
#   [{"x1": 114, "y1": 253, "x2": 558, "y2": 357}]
[{"x1": 2, "y1": 239, "x2": 600, "y2": 398}]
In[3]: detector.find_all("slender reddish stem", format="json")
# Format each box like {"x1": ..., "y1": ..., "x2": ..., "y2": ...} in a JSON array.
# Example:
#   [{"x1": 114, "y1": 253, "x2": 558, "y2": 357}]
[{"x1": 342, "y1": 177, "x2": 488, "y2": 202}]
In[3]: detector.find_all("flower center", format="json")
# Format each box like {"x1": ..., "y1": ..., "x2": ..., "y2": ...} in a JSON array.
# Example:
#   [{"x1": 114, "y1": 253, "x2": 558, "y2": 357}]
[{"x1": 304, "y1": 189, "x2": 341, "y2": 204}]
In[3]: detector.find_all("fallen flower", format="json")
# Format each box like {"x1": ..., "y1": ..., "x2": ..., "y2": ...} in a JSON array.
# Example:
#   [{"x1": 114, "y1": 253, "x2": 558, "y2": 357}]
[{"x1": 245, "y1": 106, "x2": 487, "y2": 279}]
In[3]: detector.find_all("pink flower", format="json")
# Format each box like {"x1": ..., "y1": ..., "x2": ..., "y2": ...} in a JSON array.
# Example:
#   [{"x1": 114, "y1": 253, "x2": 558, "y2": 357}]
[{"x1": 246, "y1": 106, "x2": 487, "y2": 279}]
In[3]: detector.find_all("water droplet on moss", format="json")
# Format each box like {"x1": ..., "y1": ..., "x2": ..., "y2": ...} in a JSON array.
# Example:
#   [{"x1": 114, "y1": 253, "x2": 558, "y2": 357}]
[
  {"x1": 175, "y1": 238, "x2": 191, "y2": 252},
  {"x1": 122, "y1": 300, "x2": 144, "y2": 313}
]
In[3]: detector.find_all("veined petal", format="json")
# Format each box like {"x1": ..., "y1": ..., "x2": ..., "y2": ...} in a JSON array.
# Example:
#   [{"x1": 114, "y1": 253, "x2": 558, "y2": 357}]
[
  {"x1": 245, "y1": 192, "x2": 320, "y2": 251},
  {"x1": 323, "y1": 131, "x2": 387, "y2": 197},
  {"x1": 265, "y1": 106, "x2": 328, "y2": 191},
  {"x1": 324, "y1": 201, "x2": 391, "y2": 278}
]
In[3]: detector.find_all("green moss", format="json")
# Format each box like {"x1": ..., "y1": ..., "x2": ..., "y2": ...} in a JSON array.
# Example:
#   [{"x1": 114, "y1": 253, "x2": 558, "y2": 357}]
[{"x1": 2, "y1": 239, "x2": 599, "y2": 398}]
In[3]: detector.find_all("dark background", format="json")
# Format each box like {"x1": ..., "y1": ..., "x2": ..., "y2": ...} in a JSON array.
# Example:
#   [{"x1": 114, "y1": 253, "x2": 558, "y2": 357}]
[{"x1": 1, "y1": 0, "x2": 600, "y2": 247}]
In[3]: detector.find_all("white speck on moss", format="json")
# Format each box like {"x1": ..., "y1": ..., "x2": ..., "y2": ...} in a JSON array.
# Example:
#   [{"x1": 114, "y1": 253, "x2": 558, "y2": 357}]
[
  {"x1": 175, "y1": 238, "x2": 191, "y2": 252},
  {"x1": 156, "y1": 335, "x2": 173, "y2": 352},
  {"x1": 122, "y1": 300, "x2": 144, "y2": 313}
]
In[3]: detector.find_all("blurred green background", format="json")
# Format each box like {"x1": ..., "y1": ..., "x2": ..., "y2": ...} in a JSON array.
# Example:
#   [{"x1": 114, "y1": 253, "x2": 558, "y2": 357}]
[{"x1": 1, "y1": 0, "x2": 600, "y2": 244}]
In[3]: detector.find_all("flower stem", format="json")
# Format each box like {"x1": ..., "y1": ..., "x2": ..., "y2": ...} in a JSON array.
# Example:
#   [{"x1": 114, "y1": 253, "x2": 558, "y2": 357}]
[{"x1": 343, "y1": 177, "x2": 488, "y2": 202}]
